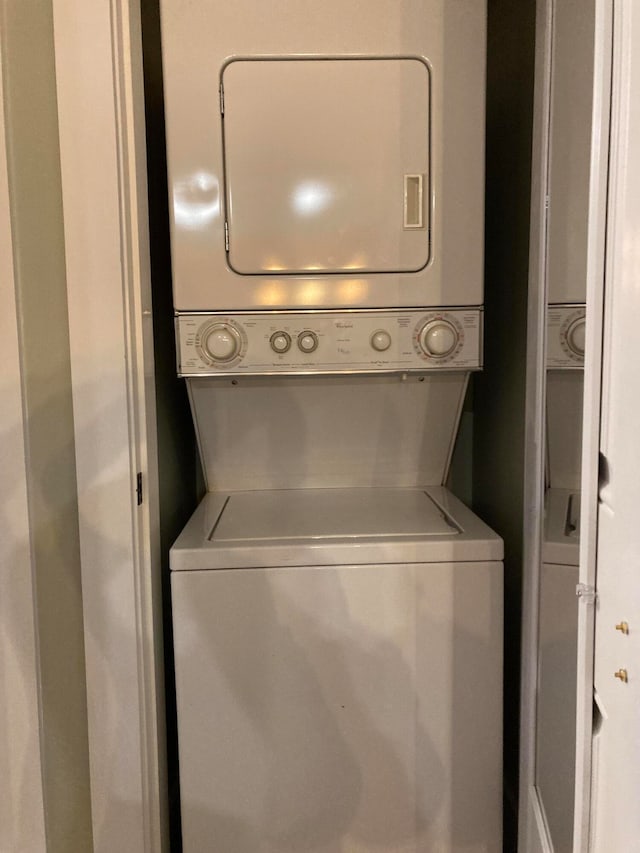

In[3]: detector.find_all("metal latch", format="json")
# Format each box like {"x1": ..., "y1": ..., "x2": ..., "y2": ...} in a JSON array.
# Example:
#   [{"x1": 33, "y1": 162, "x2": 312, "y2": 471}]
[{"x1": 576, "y1": 583, "x2": 596, "y2": 604}]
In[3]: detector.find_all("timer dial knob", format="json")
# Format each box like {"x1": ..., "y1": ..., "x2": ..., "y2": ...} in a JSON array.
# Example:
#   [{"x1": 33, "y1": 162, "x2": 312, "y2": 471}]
[
  {"x1": 371, "y1": 330, "x2": 392, "y2": 352},
  {"x1": 202, "y1": 323, "x2": 241, "y2": 362},
  {"x1": 566, "y1": 317, "x2": 586, "y2": 357},
  {"x1": 270, "y1": 331, "x2": 291, "y2": 354},
  {"x1": 298, "y1": 331, "x2": 319, "y2": 353},
  {"x1": 419, "y1": 319, "x2": 459, "y2": 358}
]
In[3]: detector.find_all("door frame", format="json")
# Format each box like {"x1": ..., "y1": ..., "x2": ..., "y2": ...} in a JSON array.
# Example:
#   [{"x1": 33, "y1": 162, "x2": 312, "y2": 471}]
[{"x1": 51, "y1": 1, "x2": 167, "y2": 851}]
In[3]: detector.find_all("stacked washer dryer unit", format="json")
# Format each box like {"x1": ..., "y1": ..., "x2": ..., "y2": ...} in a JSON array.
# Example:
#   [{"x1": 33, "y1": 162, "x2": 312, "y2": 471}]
[
  {"x1": 161, "y1": 1, "x2": 502, "y2": 851},
  {"x1": 537, "y1": 302, "x2": 586, "y2": 853}
]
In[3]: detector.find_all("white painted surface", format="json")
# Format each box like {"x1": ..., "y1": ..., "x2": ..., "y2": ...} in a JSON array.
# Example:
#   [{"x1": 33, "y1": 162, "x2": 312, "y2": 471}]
[
  {"x1": 571, "y1": 0, "x2": 613, "y2": 847},
  {"x1": 161, "y1": 0, "x2": 486, "y2": 311},
  {"x1": 590, "y1": 2, "x2": 640, "y2": 848},
  {"x1": 0, "y1": 36, "x2": 47, "y2": 853},
  {"x1": 51, "y1": 1, "x2": 167, "y2": 850},
  {"x1": 172, "y1": 558, "x2": 502, "y2": 852}
]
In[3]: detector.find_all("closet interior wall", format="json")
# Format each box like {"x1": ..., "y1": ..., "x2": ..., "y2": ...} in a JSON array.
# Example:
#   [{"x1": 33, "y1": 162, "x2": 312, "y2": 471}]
[
  {"x1": 475, "y1": 0, "x2": 537, "y2": 849},
  {"x1": 140, "y1": 1, "x2": 202, "y2": 847}
]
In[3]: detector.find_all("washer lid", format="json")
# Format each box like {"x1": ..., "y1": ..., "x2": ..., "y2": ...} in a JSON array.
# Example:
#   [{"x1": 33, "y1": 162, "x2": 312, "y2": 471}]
[
  {"x1": 210, "y1": 488, "x2": 458, "y2": 543},
  {"x1": 221, "y1": 58, "x2": 431, "y2": 275}
]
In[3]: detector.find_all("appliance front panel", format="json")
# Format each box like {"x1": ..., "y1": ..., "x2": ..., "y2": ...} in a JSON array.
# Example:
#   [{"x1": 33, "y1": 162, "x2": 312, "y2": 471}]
[
  {"x1": 172, "y1": 560, "x2": 503, "y2": 852},
  {"x1": 547, "y1": 304, "x2": 586, "y2": 367},
  {"x1": 177, "y1": 308, "x2": 482, "y2": 376},
  {"x1": 223, "y1": 58, "x2": 430, "y2": 276},
  {"x1": 160, "y1": 0, "x2": 486, "y2": 311}
]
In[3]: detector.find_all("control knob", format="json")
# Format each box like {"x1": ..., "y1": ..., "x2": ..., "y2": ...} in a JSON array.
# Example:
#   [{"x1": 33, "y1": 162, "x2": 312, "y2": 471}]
[
  {"x1": 566, "y1": 317, "x2": 586, "y2": 357},
  {"x1": 419, "y1": 319, "x2": 459, "y2": 358},
  {"x1": 371, "y1": 329, "x2": 392, "y2": 352},
  {"x1": 270, "y1": 331, "x2": 291, "y2": 354},
  {"x1": 298, "y1": 331, "x2": 319, "y2": 353},
  {"x1": 201, "y1": 323, "x2": 241, "y2": 363}
]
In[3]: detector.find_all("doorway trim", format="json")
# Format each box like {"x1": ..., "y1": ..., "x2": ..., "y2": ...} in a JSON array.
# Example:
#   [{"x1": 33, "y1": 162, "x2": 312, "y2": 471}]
[{"x1": 51, "y1": 1, "x2": 167, "y2": 850}]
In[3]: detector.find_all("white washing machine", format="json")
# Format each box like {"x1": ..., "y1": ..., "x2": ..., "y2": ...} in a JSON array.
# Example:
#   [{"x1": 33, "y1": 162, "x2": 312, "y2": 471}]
[
  {"x1": 169, "y1": 369, "x2": 503, "y2": 853},
  {"x1": 171, "y1": 486, "x2": 503, "y2": 853}
]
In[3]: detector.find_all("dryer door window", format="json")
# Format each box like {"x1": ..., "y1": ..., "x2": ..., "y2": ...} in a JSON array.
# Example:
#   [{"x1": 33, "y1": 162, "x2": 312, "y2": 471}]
[{"x1": 221, "y1": 58, "x2": 431, "y2": 276}]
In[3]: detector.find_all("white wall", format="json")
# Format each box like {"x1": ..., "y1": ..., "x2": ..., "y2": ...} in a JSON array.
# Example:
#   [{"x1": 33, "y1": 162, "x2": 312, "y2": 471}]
[{"x1": 0, "y1": 0, "x2": 93, "y2": 850}]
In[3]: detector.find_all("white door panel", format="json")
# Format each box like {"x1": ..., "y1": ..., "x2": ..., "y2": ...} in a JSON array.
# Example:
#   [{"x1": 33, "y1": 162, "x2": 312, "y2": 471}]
[{"x1": 590, "y1": 0, "x2": 640, "y2": 848}]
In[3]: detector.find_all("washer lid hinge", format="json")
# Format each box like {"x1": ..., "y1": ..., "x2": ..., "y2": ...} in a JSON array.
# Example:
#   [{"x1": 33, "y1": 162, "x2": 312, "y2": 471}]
[
  {"x1": 576, "y1": 583, "x2": 596, "y2": 604},
  {"x1": 224, "y1": 220, "x2": 230, "y2": 252}
]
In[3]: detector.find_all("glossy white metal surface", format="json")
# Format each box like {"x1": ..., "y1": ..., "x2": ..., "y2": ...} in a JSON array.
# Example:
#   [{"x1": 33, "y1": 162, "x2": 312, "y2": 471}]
[
  {"x1": 211, "y1": 488, "x2": 457, "y2": 542},
  {"x1": 170, "y1": 486, "x2": 503, "y2": 571},
  {"x1": 223, "y1": 59, "x2": 430, "y2": 276},
  {"x1": 172, "y1": 553, "x2": 502, "y2": 852},
  {"x1": 187, "y1": 374, "x2": 468, "y2": 492},
  {"x1": 177, "y1": 308, "x2": 482, "y2": 376},
  {"x1": 160, "y1": 0, "x2": 486, "y2": 311}
]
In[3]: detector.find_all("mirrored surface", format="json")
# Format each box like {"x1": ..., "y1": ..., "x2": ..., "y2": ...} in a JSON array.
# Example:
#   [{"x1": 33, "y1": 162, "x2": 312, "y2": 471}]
[{"x1": 534, "y1": 1, "x2": 594, "y2": 849}]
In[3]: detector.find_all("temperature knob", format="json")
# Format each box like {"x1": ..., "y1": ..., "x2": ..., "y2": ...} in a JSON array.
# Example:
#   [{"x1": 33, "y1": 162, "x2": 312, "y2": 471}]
[
  {"x1": 566, "y1": 317, "x2": 586, "y2": 357},
  {"x1": 201, "y1": 323, "x2": 241, "y2": 363},
  {"x1": 270, "y1": 331, "x2": 291, "y2": 354},
  {"x1": 371, "y1": 330, "x2": 392, "y2": 352},
  {"x1": 298, "y1": 331, "x2": 319, "y2": 353},
  {"x1": 419, "y1": 319, "x2": 459, "y2": 358}
]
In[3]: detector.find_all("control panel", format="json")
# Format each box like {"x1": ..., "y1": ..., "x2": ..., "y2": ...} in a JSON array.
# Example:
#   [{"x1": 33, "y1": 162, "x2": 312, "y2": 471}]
[
  {"x1": 177, "y1": 309, "x2": 483, "y2": 376},
  {"x1": 547, "y1": 305, "x2": 586, "y2": 368}
]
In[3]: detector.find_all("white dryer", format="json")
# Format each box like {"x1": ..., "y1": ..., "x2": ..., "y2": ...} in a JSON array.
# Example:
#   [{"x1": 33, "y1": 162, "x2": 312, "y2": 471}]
[
  {"x1": 171, "y1": 486, "x2": 503, "y2": 853},
  {"x1": 160, "y1": 0, "x2": 487, "y2": 314}
]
